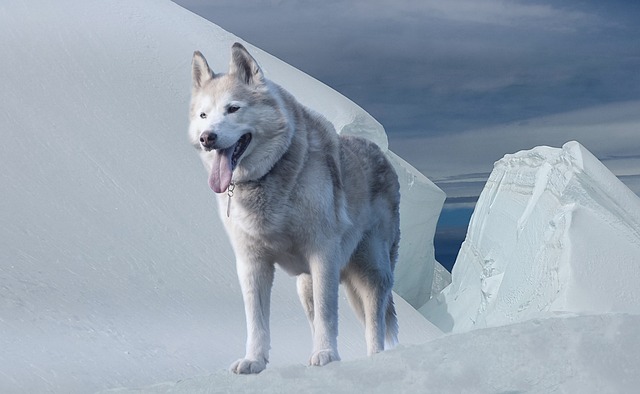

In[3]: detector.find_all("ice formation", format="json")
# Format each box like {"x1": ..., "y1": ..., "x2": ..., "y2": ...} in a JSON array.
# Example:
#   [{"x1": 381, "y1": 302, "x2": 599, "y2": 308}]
[
  {"x1": 0, "y1": 0, "x2": 444, "y2": 392},
  {"x1": 422, "y1": 141, "x2": 640, "y2": 332}
]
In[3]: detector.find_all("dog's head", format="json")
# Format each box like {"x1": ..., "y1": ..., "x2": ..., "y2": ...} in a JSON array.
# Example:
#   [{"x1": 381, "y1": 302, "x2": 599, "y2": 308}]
[{"x1": 189, "y1": 43, "x2": 292, "y2": 193}]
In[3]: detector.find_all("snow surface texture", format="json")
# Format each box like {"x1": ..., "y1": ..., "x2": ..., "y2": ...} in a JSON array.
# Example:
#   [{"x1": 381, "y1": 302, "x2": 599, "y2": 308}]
[
  {"x1": 0, "y1": 0, "x2": 444, "y2": 392},
  {"x1": 104, "y1": 138, "x2": 640, "y2": 393},
  {"x1": 423, "y1": 141, "x2": 640, "y2": 333},
  {"x1": 4, "y1": 0, "x2": 640, "y2": 393},
  {"x1": 107, "y1": 313, "x2": 640, "y2": 394}
]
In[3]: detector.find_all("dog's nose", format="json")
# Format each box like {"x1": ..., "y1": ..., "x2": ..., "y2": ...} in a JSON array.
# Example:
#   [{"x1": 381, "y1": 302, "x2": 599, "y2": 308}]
[{"x1": 200, "y1": 131, "x2": 217, "y2": 150}]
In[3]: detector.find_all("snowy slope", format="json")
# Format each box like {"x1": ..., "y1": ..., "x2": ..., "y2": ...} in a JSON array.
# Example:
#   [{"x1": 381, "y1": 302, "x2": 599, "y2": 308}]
[
  {"x1": 108, "y1": 313, "x2": 640, "y2": 394},
  {"x1": 0, "y1": 1, "x2": 444, "y2": 392},
  {"x1": 423, "y1": 141, "x2": 640, "y2": 332}
]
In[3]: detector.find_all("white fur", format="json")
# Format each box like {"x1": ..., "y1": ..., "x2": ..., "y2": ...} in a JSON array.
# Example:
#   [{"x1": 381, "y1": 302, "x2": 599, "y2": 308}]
[{"x1": 189, "y1": 43, "x2": 400, "y2": 374}]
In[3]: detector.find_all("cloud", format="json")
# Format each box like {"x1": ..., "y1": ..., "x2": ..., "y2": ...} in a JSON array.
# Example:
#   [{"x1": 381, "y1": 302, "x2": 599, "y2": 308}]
[
  {"x1": 175, "y1": 0, "x2": 640, "y2": 204},
  {"x1": 360, "y1": 0, "x2": 598, "y2": 30},
  {"x1": 193, "y1": 0, "x2": 599, "y2": 30},
  {"x1": 174, "y1": 1, "x2": 639, "y2": 124},
  {"x1": 390, "y1": 100, "x2": 640, "y2": 202}
]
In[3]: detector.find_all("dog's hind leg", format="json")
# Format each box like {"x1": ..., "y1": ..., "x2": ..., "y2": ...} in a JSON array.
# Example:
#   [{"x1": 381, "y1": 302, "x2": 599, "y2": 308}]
[
  {"x1": 347, "y1": 237, "x2": 395, "y2": 356},
  {"x1": 344, "y1": 271, "x2": 397, "y2": 349},
  {"x1": 343, "y1": 276, "x2": 365, "y2": 325},
  {"x1": 361, "y1": 278, "x2": 391, "y2": 355},
  {"x1": 296, "y1": 273, "x2": 314, "y2": 335},
  {"x1": 307, "y1": 251, "x2": 341, "y2": 366}
]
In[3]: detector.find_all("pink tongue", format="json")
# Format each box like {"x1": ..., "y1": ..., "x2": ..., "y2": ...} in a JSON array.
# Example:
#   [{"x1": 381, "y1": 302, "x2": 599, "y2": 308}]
[{"x1": 209, "y1": 148, "x2": 234, "y2": 193}]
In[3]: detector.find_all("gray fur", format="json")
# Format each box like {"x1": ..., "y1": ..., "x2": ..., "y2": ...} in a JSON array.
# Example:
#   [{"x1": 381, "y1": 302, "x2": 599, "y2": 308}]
[{"x1": 189, "y1": 43, "x2": 400, "y2": 374}]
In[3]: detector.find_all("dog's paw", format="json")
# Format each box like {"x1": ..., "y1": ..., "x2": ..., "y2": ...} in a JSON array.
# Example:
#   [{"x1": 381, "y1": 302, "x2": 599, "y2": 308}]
[
  {"x1": 309, "y1": 349, "x2": 340, "y2": 367},
  {"x1": 229, "y1": 358, "x2": 267, "y2": 374}
]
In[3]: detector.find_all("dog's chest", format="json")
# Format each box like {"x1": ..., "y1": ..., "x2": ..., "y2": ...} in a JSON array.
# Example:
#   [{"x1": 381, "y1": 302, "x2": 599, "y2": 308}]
[{"x1": 221, "y1": 188, "x2": 298, "y2": 241}]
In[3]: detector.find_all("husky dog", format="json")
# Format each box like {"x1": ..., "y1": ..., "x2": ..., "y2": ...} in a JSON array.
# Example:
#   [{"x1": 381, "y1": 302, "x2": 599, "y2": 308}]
[{"x1": 189, "y1": 43, "x2": 400, "y2": 374}]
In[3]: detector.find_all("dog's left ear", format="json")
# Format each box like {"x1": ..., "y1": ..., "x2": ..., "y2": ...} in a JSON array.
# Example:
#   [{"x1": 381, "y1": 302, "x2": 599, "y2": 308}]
[{"x1": 229, "y1": 42, "x2": 264, "y2": 86}]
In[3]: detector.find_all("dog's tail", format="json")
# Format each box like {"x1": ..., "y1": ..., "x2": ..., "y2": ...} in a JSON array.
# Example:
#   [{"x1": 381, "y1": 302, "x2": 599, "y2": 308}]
[
  {"x1": 385, "y1": 292, "x2": 399, "y2": 349},
  {"x1": 386, "y1": 224, "x2": 400, "y2": 349}
]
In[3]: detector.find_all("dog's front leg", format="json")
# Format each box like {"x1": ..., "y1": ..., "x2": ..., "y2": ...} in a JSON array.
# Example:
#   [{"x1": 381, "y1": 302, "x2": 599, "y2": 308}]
[
  {"x1": 308, "y1": 252, "x2": 341, "y2": 366},
  {"x1": 230, "y1": 256, "x2": 275, "y2": 374}
]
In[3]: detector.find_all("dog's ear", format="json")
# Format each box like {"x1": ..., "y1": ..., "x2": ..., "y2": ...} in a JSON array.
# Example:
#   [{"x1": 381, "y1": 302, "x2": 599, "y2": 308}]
[
  {"x1": 229, "y1": 42, "x2": 264, "y2": 86},
  {"x1": 192, "y1": 51, "x2": 214, "y2": 90}
]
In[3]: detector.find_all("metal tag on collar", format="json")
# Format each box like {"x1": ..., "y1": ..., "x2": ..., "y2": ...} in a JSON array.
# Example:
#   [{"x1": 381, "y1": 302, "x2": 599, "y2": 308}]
[{"x1": 226, "y1": 182, "x2": 235, "y2": 218}]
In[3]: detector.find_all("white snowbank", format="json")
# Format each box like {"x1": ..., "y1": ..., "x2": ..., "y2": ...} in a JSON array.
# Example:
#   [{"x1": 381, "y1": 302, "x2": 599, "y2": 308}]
[
  {"x1": 423, "y1": 141, "x2": 640, "y2": 332},
  {"x1": 106, "y1": 313, "x2": 640, "y2": 394},
  {"x1": 0, "y1": 0, "x2": 444, "y2": 392}
]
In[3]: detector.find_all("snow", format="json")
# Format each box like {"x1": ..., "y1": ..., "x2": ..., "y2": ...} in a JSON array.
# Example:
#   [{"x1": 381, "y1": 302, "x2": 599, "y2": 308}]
[
  {"x1": 106, "y1": 313, "x2": 640, "y2": 393},
  {"x1": 0, "y1": 0, "x2": 443, "y2": 392},
  {"x1": 422, "y1": 141, "x2": 640, "y2": 333},
  {"x1": 2, "y1": 0, "x2": 640, "y2": 393}
]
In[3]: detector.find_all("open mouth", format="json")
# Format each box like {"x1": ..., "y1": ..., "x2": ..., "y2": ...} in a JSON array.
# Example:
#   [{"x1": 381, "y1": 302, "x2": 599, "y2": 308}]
[
  {"x1": 208, "y1": 133, "x2": 252, "y2": 194},
  {"x1": 230, "y1": 133, "x2": 252, "y2": 169}
]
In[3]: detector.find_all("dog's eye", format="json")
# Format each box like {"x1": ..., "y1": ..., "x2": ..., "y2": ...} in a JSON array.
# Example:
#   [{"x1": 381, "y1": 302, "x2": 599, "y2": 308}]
[
  {"x1": 199, "y1": 112, "x2": 207, "y2": 119},
  {"x1": 227, "y1": 105, "x2": 240, "y2": 114}
]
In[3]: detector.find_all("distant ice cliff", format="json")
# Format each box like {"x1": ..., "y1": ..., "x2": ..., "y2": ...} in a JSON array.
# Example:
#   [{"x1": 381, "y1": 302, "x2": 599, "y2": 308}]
[{"x1": 423, "y1": 141, "x2": 640, "y2": 332}]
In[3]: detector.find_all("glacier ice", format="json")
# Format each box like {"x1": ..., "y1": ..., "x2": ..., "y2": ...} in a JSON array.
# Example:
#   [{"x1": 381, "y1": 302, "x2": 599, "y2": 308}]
[
  {"x1": 422, "y1": 141, "x2": 640, "y2": 333},
  {"x1": 0, "y1": 0, "x2": 444, "y2": 392}
]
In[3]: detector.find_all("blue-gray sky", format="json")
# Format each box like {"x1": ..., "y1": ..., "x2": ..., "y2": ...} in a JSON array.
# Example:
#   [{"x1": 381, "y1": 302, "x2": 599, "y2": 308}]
[{"x1": 172, "y1": 0, "x2": 640, "y2": 269}]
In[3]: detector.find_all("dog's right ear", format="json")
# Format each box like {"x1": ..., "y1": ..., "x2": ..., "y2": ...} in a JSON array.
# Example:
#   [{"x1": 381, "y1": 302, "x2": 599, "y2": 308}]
[{"x1": 192, "y1": 51, "x2": 214, "y2": 90}]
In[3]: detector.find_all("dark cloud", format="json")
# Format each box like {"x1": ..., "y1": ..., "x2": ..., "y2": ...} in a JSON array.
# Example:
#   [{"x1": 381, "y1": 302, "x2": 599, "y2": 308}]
[
  {"x1": 173, "y1": 0, "x2": 640, "y2": 269},
  {"x1": 173, "y1": 0, "x2": 640, "y2": 140},
  {"x1": 172, "y1": 0, "x2": 640, "y2": 188}
]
